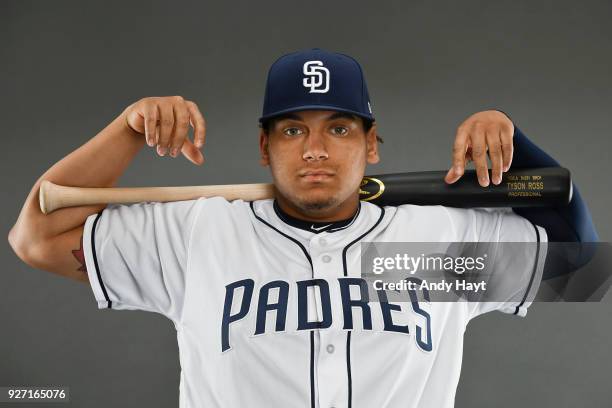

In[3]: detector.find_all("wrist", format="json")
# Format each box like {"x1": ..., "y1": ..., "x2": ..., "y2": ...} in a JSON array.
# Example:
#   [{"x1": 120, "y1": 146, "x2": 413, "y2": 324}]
[
  {"x1": 490, "y1": 108, "x2": 513, "y2": 123},
  {"x1": 120, "y1": 106, "x2": 142, "y2": 138}
]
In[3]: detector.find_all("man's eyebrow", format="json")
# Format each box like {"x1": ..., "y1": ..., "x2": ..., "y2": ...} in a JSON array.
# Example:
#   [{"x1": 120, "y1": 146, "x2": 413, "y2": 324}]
[
  {"x1": 326, "y1": 112, "x2": 358, "y2": 121},
  {"x1": 271, "y1": 111, "x2": 359, "y2": 126},
  {"x1": 274, "y1": 113, "x2": 303, "y2": 122}
]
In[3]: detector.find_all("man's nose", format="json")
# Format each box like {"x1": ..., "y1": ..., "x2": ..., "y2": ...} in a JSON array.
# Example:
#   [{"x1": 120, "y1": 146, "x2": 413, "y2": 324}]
[{"x1": 302, "y1": 130, "x2": 329, "y2": 161}]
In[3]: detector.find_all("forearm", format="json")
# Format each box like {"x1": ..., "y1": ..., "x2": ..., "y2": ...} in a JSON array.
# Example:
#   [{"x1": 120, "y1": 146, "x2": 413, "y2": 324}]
[
  {"x1": 10, "y1": 107, "x2": 145, "y2": 246},
  {"x1": 510, "y1": 126, "x2": 599, "y2": 242},
  {"x1": 509, "y1": 126, "x2": 561, "y2": 169},
  {"x1": 507, "y1": 126, "x2": 599, "y2": 278}
]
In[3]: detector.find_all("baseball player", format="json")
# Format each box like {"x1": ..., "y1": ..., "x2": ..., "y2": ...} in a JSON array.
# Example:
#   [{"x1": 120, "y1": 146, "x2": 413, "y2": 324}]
[{"x1": 9, "y1": 48, "x2": 598, "y2": 407}]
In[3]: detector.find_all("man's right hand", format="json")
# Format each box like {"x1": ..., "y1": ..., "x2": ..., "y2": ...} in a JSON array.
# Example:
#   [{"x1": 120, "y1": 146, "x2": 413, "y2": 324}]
[
  {"x1": 9, "y1": 95, "x2": 209, "y2": 281},
  {"x1": 125, "y1": 96, "x2": 206, "y2": 165}
]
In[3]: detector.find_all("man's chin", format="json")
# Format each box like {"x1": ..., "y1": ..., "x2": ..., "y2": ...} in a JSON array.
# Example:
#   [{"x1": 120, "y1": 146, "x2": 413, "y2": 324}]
[
  {"x1": 274, "y1": 181, "x2": 353, "y2": 215},
  {"x1": 285, "y1": 188, "x2": 342, "y2": 213},
  {"x1": 298, "y1": 197, "x2": 338, "y2": 212},
  {"x1": 292, "y1": 192, "x2": 337, "y2": 211}
]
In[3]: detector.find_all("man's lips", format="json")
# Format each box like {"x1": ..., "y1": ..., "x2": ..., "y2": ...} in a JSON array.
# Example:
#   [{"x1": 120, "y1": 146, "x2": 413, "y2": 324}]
[{"x1": 299, "y1": 169, "x2": 335, "y2": 182}]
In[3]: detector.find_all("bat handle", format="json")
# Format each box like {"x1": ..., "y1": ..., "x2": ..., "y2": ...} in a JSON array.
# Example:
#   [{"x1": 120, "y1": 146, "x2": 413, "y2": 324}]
[
  {"x1": 39, "y1": 181, "x2": 150, "y2": 214},
  {"x1": 40, "y1": 180, "x2": 106, "y2": 214},
  {"x1": 38, "y1": 180, "x2": 277, "y2": 214}
]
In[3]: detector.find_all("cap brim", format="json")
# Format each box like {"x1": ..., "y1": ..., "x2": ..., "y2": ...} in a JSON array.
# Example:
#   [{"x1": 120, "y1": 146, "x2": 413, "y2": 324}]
[{"x1": 259, "y1": 105, "x2": 375, "y2": 123}]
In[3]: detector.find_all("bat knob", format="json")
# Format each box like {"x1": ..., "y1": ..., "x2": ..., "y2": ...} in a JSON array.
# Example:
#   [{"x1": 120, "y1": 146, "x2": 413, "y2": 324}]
[{"x1": 39, "y1": 180, "x2": 55, "y2": 215}]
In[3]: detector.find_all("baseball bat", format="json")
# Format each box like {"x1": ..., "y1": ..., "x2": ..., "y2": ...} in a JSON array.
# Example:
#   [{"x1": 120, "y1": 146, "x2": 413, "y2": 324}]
[{"x1": 38, "y1": 167, "x2": 572, "y2": 215}]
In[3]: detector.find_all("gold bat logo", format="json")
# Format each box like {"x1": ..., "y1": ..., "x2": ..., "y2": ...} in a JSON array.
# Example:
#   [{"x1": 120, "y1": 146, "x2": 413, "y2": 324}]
[{"x1": 359, "y1": 177, "x2": 385, "y2": 201}]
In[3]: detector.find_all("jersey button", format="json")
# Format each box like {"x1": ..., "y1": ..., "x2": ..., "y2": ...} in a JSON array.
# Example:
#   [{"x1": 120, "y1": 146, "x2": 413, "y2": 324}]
[
  {"x1": 322, "y1": 255, "x2": 332, "y2": 263},
  {"x1": 326, "y1": 344, "x2": 335, "y2": 354},
  {"x1": 319, "y1": 238, "x2": 328, "y2": 246}
]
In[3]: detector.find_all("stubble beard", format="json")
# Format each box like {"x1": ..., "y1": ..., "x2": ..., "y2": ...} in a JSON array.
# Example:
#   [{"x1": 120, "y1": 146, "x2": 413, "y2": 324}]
[
  {"x1": 294, "y1": 193, "x2": 339, "y2": 212},
  {"x1": 270, "y1": 161, "x2": 342, "y2": 214},
  {"x1": 278, "y1": 185, "x2": 342, "y2": 215},
  {"x1": 269, "y1": 157, "x2": 362, "y2": 217}
]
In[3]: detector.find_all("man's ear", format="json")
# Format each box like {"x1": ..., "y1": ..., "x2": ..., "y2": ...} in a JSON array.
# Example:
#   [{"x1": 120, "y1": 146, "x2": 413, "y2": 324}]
[
  {"x1": 366, "y1": 123, "x2": 380, "y2": 164},
  {"x1": 259, "y1": 129, "x2": 270, "y2": 166}
]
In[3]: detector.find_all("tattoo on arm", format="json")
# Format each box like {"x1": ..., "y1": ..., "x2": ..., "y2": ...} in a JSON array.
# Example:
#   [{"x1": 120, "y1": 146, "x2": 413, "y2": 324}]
[{"x1": 72, "y1": 235, "x2": 87, "y2": 273}]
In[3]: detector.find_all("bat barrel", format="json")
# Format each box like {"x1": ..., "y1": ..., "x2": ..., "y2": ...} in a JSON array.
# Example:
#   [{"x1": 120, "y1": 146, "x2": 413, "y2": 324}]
[{"x1": 359, "y1": 167, "x2": 572, "y2": 208}]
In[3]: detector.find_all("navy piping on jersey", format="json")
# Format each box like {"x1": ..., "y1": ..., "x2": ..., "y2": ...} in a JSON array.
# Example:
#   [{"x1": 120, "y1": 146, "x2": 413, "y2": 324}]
[
  {"x1": 272, "y1": 199, "x2": 362, "y2": 234},
  {"x1": 341, "y1": 206, "x2": 385, "y2": 408},
  {"x1": 250, "y1": 201, "x2": 384, "y2": 408},
  {"x1": 90, "y1": 210, "x2": 112, "y2": 309},
  {"x1": 328, "y1": 203, "x2": 361, "y2": 233},
  {"x1": 250, "y1": 202, "x2": 314, "y2": 267},
  {"x1": 310, "y1": 330, "x2": 315, "y2": 408},
  {"x1": 249, "y1": 202, "x2": 315, "y2": 408},
  {"x1": 514, "y1": 221, "x2": 541, "y2": 315},
  {"x1": 346, "y1": 332, "x2": 352, "y2": 406}
]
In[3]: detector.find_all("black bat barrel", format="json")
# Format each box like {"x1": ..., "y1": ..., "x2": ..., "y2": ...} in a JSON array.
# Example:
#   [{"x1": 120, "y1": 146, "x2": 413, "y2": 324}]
[{"x1": 359, "y1": 167, "x2": 572, "y2": 208}]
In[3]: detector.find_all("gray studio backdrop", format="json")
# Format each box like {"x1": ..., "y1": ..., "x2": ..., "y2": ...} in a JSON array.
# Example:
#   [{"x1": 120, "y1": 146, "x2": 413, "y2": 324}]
[{"x1": 2, "y1": 1, "x2": 611, "y2": 407}]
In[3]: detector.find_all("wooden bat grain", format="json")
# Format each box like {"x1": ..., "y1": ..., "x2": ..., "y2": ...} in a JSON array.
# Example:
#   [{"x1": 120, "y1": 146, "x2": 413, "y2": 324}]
[
  {"x1": 39, "y1": 167, "x2": 571, "y2": 214},
  {"x1": 39, "y1": 180, "x2": 276, "y2": 214}
]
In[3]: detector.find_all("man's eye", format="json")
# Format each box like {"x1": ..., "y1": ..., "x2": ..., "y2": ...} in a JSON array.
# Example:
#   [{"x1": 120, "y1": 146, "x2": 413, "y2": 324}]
[
  {"x1": 332, "y1": 126, "x2": 348, "y2": 135},
  {"x1": 283, "y1": 127, "x2": 303, "y2": 136}
]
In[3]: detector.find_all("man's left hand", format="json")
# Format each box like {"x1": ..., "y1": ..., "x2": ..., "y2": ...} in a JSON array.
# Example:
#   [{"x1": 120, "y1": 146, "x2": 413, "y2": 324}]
[{"x1": 444, "y1": 110, "x2": 514, "y2": 187}]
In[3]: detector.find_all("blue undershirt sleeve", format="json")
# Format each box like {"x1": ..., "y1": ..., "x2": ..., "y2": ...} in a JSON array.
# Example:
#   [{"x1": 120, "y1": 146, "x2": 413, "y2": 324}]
[{"x1": 499, "y1": 116, "x2": 599, "y2": 277}]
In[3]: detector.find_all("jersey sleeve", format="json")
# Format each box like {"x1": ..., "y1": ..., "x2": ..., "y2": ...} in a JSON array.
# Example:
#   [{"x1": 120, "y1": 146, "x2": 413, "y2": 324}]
[
  {"x1": 82, "y1": 199, "x2": 202, "y2": 322},
  {"x1": 444, "y1": 207, "x2": 548, "y2": 320}
]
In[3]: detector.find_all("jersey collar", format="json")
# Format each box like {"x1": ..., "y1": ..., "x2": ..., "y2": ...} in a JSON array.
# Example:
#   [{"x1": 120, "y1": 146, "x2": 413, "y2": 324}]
[{"x1": 272, "y1": 199, "x2": 361, "y2": 234}]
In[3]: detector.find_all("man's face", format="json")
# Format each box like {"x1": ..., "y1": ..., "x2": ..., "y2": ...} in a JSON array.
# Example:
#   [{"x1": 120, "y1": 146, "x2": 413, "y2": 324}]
[{"x1": 259, "y1": 110, "x2": 379, "y2": 218}]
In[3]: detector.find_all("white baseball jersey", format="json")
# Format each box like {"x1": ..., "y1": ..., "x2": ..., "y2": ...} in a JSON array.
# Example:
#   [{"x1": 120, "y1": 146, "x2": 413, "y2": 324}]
[{"x1": 82, "y1": 198, "x2": 547, "y2": 408}]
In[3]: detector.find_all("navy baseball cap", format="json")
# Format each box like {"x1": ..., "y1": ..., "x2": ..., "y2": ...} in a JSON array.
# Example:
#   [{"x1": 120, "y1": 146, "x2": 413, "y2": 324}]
[{"x1": 259, "y1": 48, "x2": 375, "y2": 123}]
